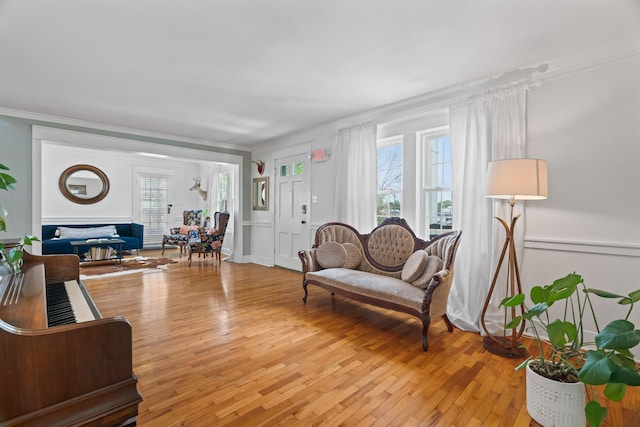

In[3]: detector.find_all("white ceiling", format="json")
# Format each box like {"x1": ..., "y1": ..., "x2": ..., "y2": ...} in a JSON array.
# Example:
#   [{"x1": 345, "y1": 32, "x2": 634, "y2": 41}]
[{"x1": 0, "y1": 1, "x2": 637, "y2": 148}]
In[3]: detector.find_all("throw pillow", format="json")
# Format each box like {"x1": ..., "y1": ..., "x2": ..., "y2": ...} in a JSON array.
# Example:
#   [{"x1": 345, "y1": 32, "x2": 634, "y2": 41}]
[
  {"x1": 315, "y1": 241, "x2": 347, "y2": 269},
  {"x1": 179, "y1": 225, "x2": 199, "y2": 235},
  {"x1": 58, "y1": 225, "x2": 118, "y2": 239},
  {"x1": 342, "y1": 243, "x2": 362, "y2": 269},
  {"x1": 401, "y1": 250, "x2": 429, "y2": 282},
  {"x1": 412, "y1": 255, "x2": 444, "y2": 289}
]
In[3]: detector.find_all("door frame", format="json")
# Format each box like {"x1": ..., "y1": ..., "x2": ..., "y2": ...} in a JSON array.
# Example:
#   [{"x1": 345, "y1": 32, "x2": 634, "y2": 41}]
[{"x1": 31, "y1": 126, "x2": 244, "y2": 258}]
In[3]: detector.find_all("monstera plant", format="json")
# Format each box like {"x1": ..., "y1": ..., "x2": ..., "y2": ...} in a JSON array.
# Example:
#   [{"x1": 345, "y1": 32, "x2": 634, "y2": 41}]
[
  {"x1": 0, "y1": 163, "x2": 39, "y2": 273},
  {"x1": 502, "y1": 273, "x2": 640, "y2": 427}
]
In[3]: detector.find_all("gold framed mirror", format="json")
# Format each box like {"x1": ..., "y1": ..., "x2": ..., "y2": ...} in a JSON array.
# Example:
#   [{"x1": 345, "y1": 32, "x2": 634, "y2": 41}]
[
  {"x1": 252, "y1": 176, "x2": 269, "y2": 211},
  {"x1": 58, "y1": 164, "x2": 110, "y2": 204}
]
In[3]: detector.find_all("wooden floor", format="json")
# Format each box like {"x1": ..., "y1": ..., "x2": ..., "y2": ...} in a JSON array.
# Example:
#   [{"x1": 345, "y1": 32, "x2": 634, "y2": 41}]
[{"x1": 82, "y1": 249, "x2": 640, "y2": 427}]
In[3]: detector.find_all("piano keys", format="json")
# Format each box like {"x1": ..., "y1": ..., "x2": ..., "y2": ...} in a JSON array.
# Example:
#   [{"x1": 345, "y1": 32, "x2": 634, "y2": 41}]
[
  {"x1": 46, "y1": 280, "x2": 100, "y2": 325},
  {"x1": 0, "y1": 251, "x2": 142, "y2": 426}
]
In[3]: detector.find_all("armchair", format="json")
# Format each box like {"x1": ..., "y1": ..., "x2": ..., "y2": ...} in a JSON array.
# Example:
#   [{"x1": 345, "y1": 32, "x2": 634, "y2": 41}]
[
  {"x1": 162, "y1": 209, "x2": 203, "y2": 256},
  {"x1": 187, "y1": 211, "x2": 230, "y2": 266}
]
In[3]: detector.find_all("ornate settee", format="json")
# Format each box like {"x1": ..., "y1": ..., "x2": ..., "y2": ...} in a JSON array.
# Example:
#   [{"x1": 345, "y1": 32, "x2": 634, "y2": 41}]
[{"x1": 298, "y1": 218, "x2": 462, "y2": 351}]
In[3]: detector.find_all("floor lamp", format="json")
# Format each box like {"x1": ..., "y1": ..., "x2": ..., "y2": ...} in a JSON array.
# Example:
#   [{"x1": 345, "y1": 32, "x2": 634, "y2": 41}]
[{"x1": 482, "y1": 158, "x2": 548, "y2": 358}]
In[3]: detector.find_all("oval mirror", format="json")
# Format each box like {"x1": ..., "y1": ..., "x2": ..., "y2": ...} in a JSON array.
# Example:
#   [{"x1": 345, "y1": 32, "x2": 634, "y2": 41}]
[{"x1": 58, "y1": 164, "x2": 110, "y2": 204}]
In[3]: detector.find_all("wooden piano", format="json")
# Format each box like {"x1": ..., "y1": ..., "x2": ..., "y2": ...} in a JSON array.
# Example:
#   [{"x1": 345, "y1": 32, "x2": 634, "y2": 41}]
[{"x1": 0, "y1": 252, "x2": 142, "y2": 426}]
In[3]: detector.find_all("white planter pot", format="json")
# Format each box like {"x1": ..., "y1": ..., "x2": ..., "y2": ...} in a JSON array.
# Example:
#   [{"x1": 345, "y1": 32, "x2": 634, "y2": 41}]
[{"x1": 526, "y1": 362, "x2": 586, "y2": 427}]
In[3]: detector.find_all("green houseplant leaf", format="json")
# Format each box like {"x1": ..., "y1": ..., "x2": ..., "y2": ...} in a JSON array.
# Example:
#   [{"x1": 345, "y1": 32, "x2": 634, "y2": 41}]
[
  {"x1": 595, "y1": 320, "x2": 640, "y2": 350},
  {"x1": 585, "y1": 400, "x2": 608, "y2": 427},
  {"x1": 0, "y1": 163, "x2": 39, "y2": 273},
  {"x1": 609, "y1": 365, "x2": 640, "y2": 387},
  {"x1": 579, "y1": 351, "x2": 618, "y2": 385},
  {"x1": 603, "y1": 382, "x2": 627, "y2": 402},
  {"x1": 547, "y1": 319, "x2": 577, "y2": 347}
]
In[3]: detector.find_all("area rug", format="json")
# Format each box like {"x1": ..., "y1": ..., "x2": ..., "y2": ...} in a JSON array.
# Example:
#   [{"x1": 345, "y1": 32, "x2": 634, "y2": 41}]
[{"x1": 80, "y1": 256, "x2": 178, "y2": 279}]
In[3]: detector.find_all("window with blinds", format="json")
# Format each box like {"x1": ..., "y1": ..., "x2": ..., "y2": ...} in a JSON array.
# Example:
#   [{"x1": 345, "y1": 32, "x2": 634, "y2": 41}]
[{"x1": 137, "y1": 173, "x2": 170, "y2": 246}]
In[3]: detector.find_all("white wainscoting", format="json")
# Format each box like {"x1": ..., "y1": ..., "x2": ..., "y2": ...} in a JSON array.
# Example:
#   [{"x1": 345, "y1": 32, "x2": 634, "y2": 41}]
[
  {"x1": 248, "y1": 220, "x2": 274, "y2": 266},
  {"x1": 525, "y1": 237, "x2": 640, "y2": 258},
  {"x1": 521, "y1": 236, "x2": 640, "y2": 360}
]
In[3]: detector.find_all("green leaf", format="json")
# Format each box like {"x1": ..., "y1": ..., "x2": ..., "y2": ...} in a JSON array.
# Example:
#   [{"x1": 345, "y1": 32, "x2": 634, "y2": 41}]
[
  {"x1": 21, "y1": 234, "x2": 40, "y2": 245},
  {"x1": 547, "y1": 319, "x2": 577, "y2": 347},
  {"x1": 514, "y1": 356, "x2": 532, "y2": 371},
  {"x1": 604, "y1": 382, "x2": 626, "y2": 401},
  {"x1": 0, "y1": 172, "x2": 17, "y2": 191},
  {"x1": 579, "y1": 350, "x2": 617, "y2": 385},
  {"x1": 585, "y1": 400, "x2": 607, "y2": 427},
  {"x1": 550, "y1": 273, "x2": 582, "y2": 292},
  {"x1": 611, "y1": 352, "x2": 637, "y2": 370},
  {"x1": 595, "y1": 320, "x2": 640, "y2": 350},
  {"x1": 585, "y1": 288, "x2": 625, "y2": 299},
  {"x1": 548, "y1": 286, "x2": 576, "y2": 303},
  {"x1": 6, "y1": 248, "x2": 23, "y2": 264},
  {"x1": 504, "y1": 316, "x2": 522, "y2": 330},
  {"x1": 530, "y1": 286, "x2": 545, "y2": 304},
  {"x1": 500, "y1": 293, "x2": 524, "y2": 307},
  {"x1": 609, "y1": 365, "x2": 640, "y2": 386},
  {"x1": 528, "y1": 302, "x2": 548, "y2": 317},
  {"x1": 622, "y1": 289, "x2": 640, "y2": 304}
]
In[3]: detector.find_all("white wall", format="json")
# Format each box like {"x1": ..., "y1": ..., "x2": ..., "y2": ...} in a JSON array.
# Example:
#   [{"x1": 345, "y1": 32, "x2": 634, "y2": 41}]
[
  {"x1": 42, "y1": 143, "x2": 209, "y2": 226},
  {"x1": 522, "y1": 55, "x2": 640, "y2": 338}
]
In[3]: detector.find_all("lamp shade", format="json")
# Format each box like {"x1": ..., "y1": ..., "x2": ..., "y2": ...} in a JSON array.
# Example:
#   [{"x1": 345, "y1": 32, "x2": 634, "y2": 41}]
[{"x1": 485, "y1": 158, "x2": 548, "y2": 200}]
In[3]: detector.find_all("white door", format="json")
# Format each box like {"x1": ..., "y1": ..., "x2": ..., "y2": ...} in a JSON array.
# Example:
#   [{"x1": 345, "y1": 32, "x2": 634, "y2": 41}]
[{"x1": 274, "y1": 154, "x2": 310, "y2": 270}]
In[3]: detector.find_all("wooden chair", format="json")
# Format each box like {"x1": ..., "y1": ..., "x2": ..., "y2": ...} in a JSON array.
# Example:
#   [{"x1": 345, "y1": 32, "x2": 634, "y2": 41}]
[{"x1": 187, "y1": 212, "x2": 230, "y2": 266}]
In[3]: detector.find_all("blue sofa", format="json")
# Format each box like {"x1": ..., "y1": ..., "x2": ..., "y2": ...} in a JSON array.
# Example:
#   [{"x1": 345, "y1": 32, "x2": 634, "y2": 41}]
[{"x1": 42, "y1": 223, "x2": 144, "y2": 255}]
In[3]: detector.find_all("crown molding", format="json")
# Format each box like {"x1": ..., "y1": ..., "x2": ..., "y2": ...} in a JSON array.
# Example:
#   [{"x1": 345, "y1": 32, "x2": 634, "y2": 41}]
[
  {"x1": 259, "y1": 38, "x2": 639, "y2": 151},
  {"x1": 0, "y1": 107, "x2": 244, "y2": 152},
  {"x1": 542, "y1": 38, "x2": 639, "y2": 82}
]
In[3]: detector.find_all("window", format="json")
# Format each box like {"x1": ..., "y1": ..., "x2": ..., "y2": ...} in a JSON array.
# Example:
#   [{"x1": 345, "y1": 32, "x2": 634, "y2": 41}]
[
  {"x1": 218, "y1": 172, "x2": 229, "y2": 212},
  {"x1": 136, "y1": 173, "x2": 171, "y2": 246},
  {"x1": 420, "y1": 132, "x2": 452, "y2": 239},
  {"x1": 280, "y1": 161, "x2": 304, "y2": 177},
  {"x1": 377, "y1": 137, "x2": 403, "y2": 225}
]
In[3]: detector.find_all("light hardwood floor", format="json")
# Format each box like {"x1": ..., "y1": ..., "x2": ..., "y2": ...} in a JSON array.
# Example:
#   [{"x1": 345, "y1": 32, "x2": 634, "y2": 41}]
[{"x1": 81, "y1": 250, "x2": 639, "y2": 427}]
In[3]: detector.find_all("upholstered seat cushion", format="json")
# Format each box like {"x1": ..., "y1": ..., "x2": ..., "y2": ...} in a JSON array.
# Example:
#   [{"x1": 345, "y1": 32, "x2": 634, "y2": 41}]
[
  {"x1": 163, "y1": 234, "x2": 189, "y2": 245},
  {"x1": 306, "y1": 269, "x2": 425, "y2": 312}
]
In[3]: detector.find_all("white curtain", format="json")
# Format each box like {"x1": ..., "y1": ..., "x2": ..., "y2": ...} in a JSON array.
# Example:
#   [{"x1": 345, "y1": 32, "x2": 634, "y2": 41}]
[
  {"x1": 448, "y1": 83, "x2": 529, "y2": 334},
  {"x1": 333, "y1": 121, "x2": 378, "y2": 232}
]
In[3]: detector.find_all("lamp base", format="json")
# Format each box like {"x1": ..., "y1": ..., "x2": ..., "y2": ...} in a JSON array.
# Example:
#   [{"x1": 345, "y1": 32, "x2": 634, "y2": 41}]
[{"x1": 483, "y1": 336, "x2": 526, "y2": 358}]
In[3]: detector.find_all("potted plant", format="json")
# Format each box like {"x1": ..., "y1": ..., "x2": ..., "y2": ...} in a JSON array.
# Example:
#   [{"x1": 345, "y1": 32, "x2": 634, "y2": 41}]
[
  {"x1": 502, "y1": 273, "x2": 640, "y2": 427},
  {"x1": 0, "y1": 163, "x2": 39, "y2": 273}
]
